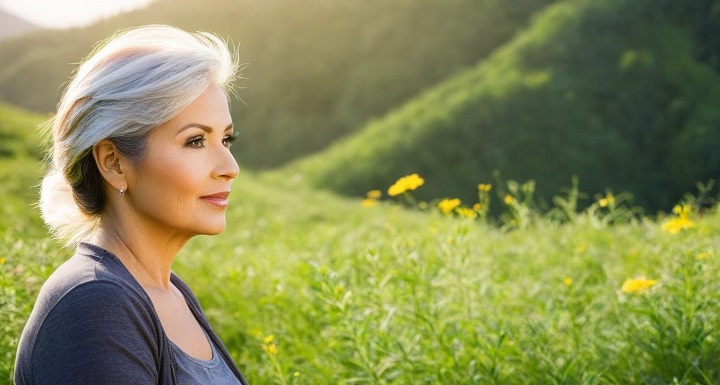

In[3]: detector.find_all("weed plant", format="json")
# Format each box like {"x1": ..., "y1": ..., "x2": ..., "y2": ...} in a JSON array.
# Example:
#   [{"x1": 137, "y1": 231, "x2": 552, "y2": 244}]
[{"x1": 1, "y1": 163, "x2": 719, "y2": 384}]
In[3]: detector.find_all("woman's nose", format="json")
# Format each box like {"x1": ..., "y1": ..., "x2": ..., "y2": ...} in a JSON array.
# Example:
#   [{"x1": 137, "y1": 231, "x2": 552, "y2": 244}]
[{"x1": 214, "y1": 147, "x2": 240, "y2": 180}]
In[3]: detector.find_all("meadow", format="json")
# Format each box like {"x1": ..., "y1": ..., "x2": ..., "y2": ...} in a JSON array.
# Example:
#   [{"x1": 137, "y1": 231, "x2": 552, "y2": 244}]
[{"x1": 1, "y1": 102, "x2": 719, "y2": 384}]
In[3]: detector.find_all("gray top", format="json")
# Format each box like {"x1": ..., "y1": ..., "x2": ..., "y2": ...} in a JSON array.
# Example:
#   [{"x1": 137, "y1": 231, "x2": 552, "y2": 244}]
[
  {"x1": 170, "y1": 331, "x2": 243, "y2": 385},
  {"x1": 14, "y1": 242, "x2": 249, "y2": 385}
]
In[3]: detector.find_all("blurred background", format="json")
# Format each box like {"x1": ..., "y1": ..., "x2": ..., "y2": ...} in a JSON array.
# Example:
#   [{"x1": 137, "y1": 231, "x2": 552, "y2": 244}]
[{"x1": 0, "y1": 0, "x2": 718, "y2": 214}]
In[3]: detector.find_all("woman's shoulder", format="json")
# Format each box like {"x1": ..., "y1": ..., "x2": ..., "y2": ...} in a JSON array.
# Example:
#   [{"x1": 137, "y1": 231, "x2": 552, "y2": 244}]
[
  {"x1": 38, "y1": 242, "x2": 147, "y2": 307},
  {"x1": 15, "y1": 279, "x2": 165, "y2": 385},
  {"x1": 14, "y1": 243, "x2": 167, "y2": 384},
  {"x1": 24, "y1": 242, "x2": 160, "y2": 338}
]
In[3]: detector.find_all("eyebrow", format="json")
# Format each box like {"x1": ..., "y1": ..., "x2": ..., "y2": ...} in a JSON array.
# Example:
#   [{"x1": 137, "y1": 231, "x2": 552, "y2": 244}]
[{"x1": 177, "y1": 123, "x2": 234, "y2": 135}]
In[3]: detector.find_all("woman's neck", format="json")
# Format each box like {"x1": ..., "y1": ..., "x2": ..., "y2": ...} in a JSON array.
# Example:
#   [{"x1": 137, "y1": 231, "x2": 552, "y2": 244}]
[{"x1": 89, "y1": 213, "x2": 190, "y2": 291}]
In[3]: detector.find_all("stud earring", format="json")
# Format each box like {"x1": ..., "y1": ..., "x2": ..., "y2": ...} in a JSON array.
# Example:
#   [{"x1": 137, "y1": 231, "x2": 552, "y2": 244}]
[{"x1": 119, "y1": 187, "x2": 126, "y2": 196}]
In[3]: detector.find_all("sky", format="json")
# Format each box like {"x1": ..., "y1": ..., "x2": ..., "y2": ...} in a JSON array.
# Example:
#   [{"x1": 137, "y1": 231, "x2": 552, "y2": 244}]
[{"x1": 0, "y1": 0, "x2": 153, "y2": 29}]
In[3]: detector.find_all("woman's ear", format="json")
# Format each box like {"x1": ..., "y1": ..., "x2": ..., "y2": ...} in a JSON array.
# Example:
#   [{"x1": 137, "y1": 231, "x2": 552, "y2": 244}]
[{"x1": 93, "y1": 139, "x2": 127, "y2": 191}]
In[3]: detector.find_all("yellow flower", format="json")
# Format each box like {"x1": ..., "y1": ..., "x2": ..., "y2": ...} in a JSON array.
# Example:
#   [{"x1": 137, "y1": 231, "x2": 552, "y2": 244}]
[
  {"x1": 478, "y1": 183, "x2": 492, "y2": 192},
  {"x1": 294, "y1": 372, "x2": 301, "y2": 377},
  {"x1": 388, "y1": 173, "x2": 424, "y2": 197},
  {"x1": 621, "y1": 277, "x2": 658, "y2": 294},
  {"x1": 672, "y1": 204, "x2": 691, "y2": 217},
  {"x1": 472, "y1": 203, "x2": 482, "y2": 211},
  {"x1": 437, "y1": 198, "x2": 461, "y2": 214},
  {"x1": 697, "y1": 251, "x2": 712, "y2": 260},
  {"x1": 661, "y1": 217, "x2": 694, "y2": 234},
  {"x1": 0, "y1": 257, "x2": 5, "y2": 264},
  {"x1": 598, "y1": 193, "x2": 615, "y2": 208},
  {"x1": 366, "y1": 190, "x2": 382, "y2": 199},
  {"x1": 262, "y1": 335, "x2": 278, "y2": 355},
  {"x1": 455, "y1": 207, "x2": 477, "y2": 219},
  {"x1": 661, "y1": 204, "x2": 694, "y2": 234},
  {"x1": 563, "y1": 277, "x2": 573, "y2": 287},
  {"x1": 263, "y1": 343, "x2": 278, "y2": 355},
  {"x1": 361, "y1": 198, "x2": 378, "y2": 207},
  {"x1": 504, "y1": 194, "x2": 515, "y2": 205}
]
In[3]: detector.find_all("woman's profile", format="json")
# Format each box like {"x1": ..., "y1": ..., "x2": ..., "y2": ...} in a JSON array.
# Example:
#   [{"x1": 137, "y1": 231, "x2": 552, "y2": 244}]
[{"x1": 14, "y1": 25, "x2": 249, "y2": 384}]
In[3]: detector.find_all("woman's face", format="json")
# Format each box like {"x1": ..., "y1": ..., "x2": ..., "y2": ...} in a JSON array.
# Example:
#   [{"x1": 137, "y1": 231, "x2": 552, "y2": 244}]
[{"x1": 124, "y1": 84, "x2": 239, "y2": 238}]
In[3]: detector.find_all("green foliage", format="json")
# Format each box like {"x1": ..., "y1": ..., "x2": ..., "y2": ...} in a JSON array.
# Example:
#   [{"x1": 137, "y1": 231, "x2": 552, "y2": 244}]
[
  {"x1": 285, "y1": 0, "x2": 720, "y2": 213},
  {"x1": 0, "y1": 103, "x2": 46, "y2": 160},
  {"x1": 0, "y1": 0, "x2": 553, "y2": 168},
  {"x1": 0, "y1": 103, "x2": 56, "y2": 382},
  {"x1": 2, "y1": 103, "x2": 720, "y2": 383}
]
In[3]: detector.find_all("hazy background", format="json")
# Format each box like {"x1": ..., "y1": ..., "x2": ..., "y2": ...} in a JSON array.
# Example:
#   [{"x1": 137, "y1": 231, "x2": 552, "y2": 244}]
[{"x1": 0, "y1": 0, "x2": 151, "y2": 29}]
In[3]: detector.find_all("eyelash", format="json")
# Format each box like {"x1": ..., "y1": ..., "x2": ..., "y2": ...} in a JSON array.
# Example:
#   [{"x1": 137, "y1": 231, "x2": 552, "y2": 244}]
[{"x1": 186, "y1": 134, "x2": 239, "y2": 148}]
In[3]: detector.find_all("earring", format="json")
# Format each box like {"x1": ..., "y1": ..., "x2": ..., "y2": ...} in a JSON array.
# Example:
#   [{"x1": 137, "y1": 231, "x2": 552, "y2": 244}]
[{"x1": 119, "y1": 187, "x2": 126, "y2": 196}]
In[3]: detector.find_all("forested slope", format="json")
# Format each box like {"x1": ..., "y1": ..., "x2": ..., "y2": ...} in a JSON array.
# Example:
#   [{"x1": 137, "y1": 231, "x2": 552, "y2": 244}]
[{"x1": 287, "y1": 0, "x2": 720, "y2": 212}]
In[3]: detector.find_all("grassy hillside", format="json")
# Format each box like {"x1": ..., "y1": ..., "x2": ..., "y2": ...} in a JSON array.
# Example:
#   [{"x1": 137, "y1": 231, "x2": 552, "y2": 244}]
[
  {"x1": 2, "y1": 101, "x2": 720, "y2": 384},
  {"x1": 285, "y1": 0, "x2": 720, "y2": 213},
  {"x1": 0, "y1": 0, "x2": 553, "y2": 168}
]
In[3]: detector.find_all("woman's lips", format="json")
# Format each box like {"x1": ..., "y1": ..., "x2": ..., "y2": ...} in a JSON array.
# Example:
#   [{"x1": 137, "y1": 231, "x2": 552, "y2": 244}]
[{"x1": 200, "y1": 192, "x2": 230, "y2": 207}]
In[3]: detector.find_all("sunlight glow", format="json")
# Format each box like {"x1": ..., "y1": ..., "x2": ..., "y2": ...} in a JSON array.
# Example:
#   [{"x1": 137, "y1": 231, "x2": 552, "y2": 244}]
[{"x1": 0, "y1": 0, "x2": 153, "y2": 29}]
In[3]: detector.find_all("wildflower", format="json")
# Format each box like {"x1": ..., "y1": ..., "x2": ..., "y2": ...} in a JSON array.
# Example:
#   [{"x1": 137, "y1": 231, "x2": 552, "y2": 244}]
[
  {"x1": 361, "y1": 198, "x2": 378, "y2": 207},
  {"x1": 388, "y1": 173, "x2": 424, "y2": 196},
  {"x1": 478, "y1": 183, "x2": 492, "y2": 192},
  {"x1": 294, "y1": 372, "x2": 301, "y2": 377},
  {"x1": 672, "y1": 204, "x2": 691, "y2": 217},
  {"x1": 262, "y1": 335, "x2": 278, "y2": 356},
  {"x1": 697, "y1": 251, "x2": 712, "y2": 260},
  {"x1": 661, "y1": 218, "x2": 695, "y2": 234},
  {"x1": 621, "y1": 277, "x2": 658, "y2": 294},
  {"x1": 438, "y1": 198, "x2": 461, "y2": 214},
  {"x1": 455, "y1": 207, "x2": 477, "y2": 219},
  {"x1": 661, "y1": 204, "x2": 694, "y2": 234},
  {"x1": 366, "y1": 190, "x2": 382, "y2": 199},
  {"x1": 598, "y1": 193, "x2": 615, "y2": 208},
  {"x1": 563, "y1": 277, "x2": 573, "y2": 287},
  {"x1": 504, "y1": 194, "x2": 515, "y2": 205},
  {"x1": 0, "y1": 257, "x2": 5, "y2": 264},
  {"x1": 263, "y1": 343, "x2": 278, "y2": 355},
  {"x1": 661, "y1": 217, "x2": 694, "y2": 234},
  {"x1": 473, "y1": 203, "x2": 482, "y2": 211}
]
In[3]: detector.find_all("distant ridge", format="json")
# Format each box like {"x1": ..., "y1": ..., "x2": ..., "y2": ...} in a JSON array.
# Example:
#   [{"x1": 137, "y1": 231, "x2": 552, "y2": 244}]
[{"x1": 0, "y1": 8, "x2": 39, "y2": 41}]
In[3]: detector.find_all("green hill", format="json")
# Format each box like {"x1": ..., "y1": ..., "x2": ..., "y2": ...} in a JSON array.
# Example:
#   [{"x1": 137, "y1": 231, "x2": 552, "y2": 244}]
[
  {"x1": 285, "y1": 0, "x2": 720, "y2": 212},
  {"x1": 0, "y1": 0, "x2": 553, "y2": 168}
]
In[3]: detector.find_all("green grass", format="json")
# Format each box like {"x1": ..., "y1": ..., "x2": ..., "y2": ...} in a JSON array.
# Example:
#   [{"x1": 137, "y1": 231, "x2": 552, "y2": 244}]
[{"x1": 1, "y1": 103, "x2": 719, "y2": 384}]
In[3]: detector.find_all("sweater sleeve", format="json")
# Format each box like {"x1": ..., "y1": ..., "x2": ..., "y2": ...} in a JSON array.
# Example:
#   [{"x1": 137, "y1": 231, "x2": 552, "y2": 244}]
[{"x1": 27, "y1": 281, "x2": 161, "y2": 385}]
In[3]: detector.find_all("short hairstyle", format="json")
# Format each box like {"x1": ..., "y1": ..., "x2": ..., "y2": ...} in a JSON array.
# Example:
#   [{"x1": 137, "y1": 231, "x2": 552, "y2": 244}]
[{"x1": 40, "y1": 24, "x2": 240, "y2": 246}]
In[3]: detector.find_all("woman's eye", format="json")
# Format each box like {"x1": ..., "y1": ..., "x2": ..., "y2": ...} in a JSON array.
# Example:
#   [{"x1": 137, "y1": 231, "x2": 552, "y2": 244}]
[
  {"x1": 186, "y1": 136, "x2": 205, "y2": 148},
  {"x1": 223, "y1": 134, "x2": 238, "y2": 148}
]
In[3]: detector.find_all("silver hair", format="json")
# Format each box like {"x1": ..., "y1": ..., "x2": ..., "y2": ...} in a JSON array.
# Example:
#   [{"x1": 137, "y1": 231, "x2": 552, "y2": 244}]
[{"x1": 40, "y1": 24, "x2": 240, "y2": 246}]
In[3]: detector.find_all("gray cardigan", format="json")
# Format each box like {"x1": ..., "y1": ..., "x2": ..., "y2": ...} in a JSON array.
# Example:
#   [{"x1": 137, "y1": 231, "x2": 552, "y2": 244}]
[{"x1": 14, "y1": 242, "x2": 249, "y2": 385}]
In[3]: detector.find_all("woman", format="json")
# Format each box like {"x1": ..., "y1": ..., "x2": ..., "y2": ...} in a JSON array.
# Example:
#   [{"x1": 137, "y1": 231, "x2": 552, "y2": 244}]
[{"x1": 14, "y1": 25, "x2": 249, "y2": 384}]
